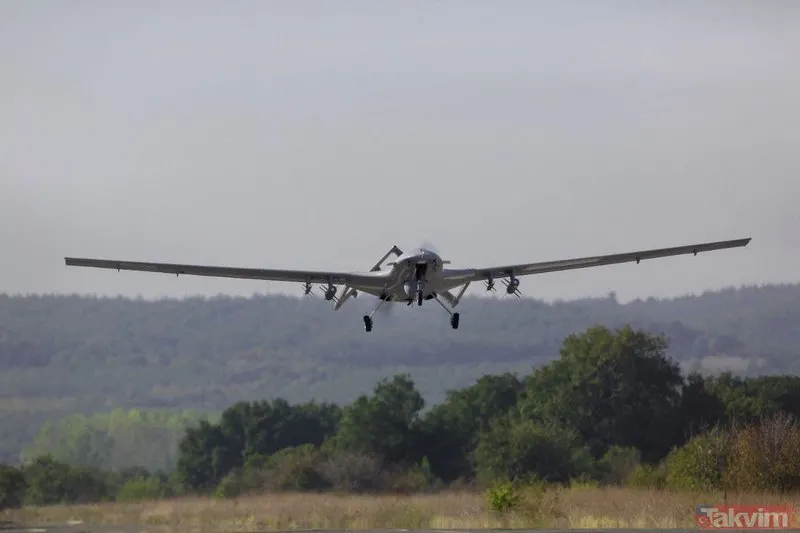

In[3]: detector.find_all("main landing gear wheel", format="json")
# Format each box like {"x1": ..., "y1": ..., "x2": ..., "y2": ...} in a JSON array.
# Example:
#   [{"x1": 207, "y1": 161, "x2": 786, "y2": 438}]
[
  {"x1": 450, "y1": 313, "x2": 460, "y2": 330},
  {"x1": 417, "y1": 291, "x2": 423, "y2": 306},
  {"x1": 363, "y1": 315, "x2": 373, "y2": 332}
]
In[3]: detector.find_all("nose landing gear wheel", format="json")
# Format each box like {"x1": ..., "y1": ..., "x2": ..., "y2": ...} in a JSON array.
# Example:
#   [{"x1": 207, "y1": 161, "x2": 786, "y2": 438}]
[
  {"x1": 417, "y1": 291, "x2": 423, "y2": 306},
  {"x1": 450, "y1": 313, "x2": 460, "y2": 330},
  {"x1": 363, "y1": 315, "x2": 373, "y2": 332}
]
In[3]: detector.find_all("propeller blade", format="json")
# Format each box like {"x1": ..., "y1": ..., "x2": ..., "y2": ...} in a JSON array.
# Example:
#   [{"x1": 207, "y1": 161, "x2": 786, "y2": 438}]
[{"x1": 419, "y1": 240, "x2": 441, "y2": 255}]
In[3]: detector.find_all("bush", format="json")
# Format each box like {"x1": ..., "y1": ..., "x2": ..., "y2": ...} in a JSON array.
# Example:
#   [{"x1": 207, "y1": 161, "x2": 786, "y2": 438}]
[
  {"x1": 625, "y1": 463, "x2": 666, "y2": 489},
  {"x1": 657, "y1": 414, "x2": 800, "y2": 493},
  {"x1": 210, "y1": 447, "x2": 448, "y2": 498},
  {"x1": 474, "y1": 417, "x2": 589, "y2": 486},
  {"x1": 116, "y1": 476, "x2": 171, "y2": 502},
  {"x1": 485, "y1": 481, "x2": 521, "y2": 514},
  {"x1": 212, "y1": 470, "x2": 244, "y2": 499},
  {"x1": 726, "y1": 413, "x2": 800, "y2": 493},
  {"x1": 597, "y1": 446, "x2": 642, "y2": 485},
  {"x1": 381, "y1": 458, "x2": 442, "y2": 494},
  {"x1": 663, "y1": 426, "x2": 732, "y2": 491},
  {"x1": 315, "y1": 451, "x2": 385, "y2": 492},
  {"x1": 261, "y1": 445, "x2": 330, "y2": 492}
]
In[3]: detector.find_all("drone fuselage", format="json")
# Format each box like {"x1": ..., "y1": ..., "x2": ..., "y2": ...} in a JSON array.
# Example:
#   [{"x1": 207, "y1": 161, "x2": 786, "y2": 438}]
[{"x1": 345, "y1": 247, "x2": 469, "y2": 304}]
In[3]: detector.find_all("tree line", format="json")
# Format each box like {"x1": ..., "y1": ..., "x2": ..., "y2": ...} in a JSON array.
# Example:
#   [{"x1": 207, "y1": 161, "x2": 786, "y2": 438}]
[
  {"x1": 3, "y1": 283, "x2": 800, "y2": 465},
  {"x1": 21, "y1": 408, "x2": 211, "y2": 473},
  {"x1": 3, "y1": 324, "x2": 800, "y2": 509}
]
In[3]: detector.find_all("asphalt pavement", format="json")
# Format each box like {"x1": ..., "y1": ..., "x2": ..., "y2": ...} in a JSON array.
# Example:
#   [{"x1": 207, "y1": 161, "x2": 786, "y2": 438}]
[
  {"x1": 5, "y1": 524, "x2": 800, "y2": 533},
  {"x1": 7, "y1": 526, "x2": 800, "y2": 533}
]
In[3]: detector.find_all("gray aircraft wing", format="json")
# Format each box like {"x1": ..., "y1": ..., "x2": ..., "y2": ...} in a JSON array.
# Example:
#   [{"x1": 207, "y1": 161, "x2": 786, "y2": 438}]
[
  {"x1": 63, "y1": 257, "x2": 385, "y2": 286},
  {"x1": 453, "y1": 237, "x2": 751, "y2": 282}
]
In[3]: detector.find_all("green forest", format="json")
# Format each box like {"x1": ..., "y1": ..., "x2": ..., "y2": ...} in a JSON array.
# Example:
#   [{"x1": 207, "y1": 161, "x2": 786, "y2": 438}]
[
  {"x1": 2, "y1": 283, "x2": 800, "y2": 467},
  {"x1": 2, "y1": 323, "x2": 800, "y2": 511}
]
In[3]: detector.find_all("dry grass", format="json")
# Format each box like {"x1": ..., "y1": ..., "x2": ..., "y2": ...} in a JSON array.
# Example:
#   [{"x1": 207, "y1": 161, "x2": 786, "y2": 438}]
[{"x1": 3, "y1": 487, "x2": 800, "y2": 531}]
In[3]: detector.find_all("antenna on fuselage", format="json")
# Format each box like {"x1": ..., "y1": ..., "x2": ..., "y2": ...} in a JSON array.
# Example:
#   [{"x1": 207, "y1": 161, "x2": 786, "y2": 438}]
[
  {"x1": 369, "y1": 245, "x2": 404, "y2": 272},
  {"x1": 334, "y1": 245, "x2": 403, "y2": 311}
]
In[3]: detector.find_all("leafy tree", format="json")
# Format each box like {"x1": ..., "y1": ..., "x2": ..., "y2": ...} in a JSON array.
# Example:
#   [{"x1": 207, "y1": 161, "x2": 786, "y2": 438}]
[
  {"x1": 519, "y1": 325, "x2": 684, "y2": 462},
  {"x1": 675, "y1": 372, "x2": 727, "y2": 444},
  {"x1": 21, "y1": 455, "x2": 74, "y2": 505},
  {"x1": 20, "y1": 455, "x2": 110, "y2": 505},
  {"x1": 327, "y1": 374, "x2": 425, "y2": 465},
  {"x1": 705, "y1": 373, "x2": 776, "y2": 422},
  {"x1": 175, "y1": 399, "x2": 340, "y2": 491},
  {"x1": 705, "y1": 373, "x2": 800, "y2": 423},
  {"x1": 421, "y1": 373, "x2": 523, "y2": 482},
  {"x1": 0, "y1": 463, "x2": 26, "y2": 510},
  {"x1": 595, "y1": 446, "x2": 642, "y2": 485},
  {"x1": 472, "y1": 415, "x2": 592, "y2": 485},
  {"x1": 22, "y1": 409, "x2": 210, "y2": 472},
  {"x1": 176, "y1": 421, "x2": 229, "y2": 491}
]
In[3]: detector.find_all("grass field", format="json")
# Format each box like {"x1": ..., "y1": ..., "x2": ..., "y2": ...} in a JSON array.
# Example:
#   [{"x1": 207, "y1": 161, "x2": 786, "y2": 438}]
[{"x1": 3, "y1": 487, "x2": 800, "y2": 530}]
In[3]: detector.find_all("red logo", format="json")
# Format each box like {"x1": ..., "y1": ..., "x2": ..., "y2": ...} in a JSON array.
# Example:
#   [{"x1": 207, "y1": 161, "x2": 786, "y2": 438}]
[{"x1": 696, "y1": 505, "x2": 795, "y2": 529}]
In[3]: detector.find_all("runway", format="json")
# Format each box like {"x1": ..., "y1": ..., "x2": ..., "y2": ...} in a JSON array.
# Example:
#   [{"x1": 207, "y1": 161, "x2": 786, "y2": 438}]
[
  {"x1": 7, "y1": 524, "x2": 800, "y2": 533},
  {"x1": 0, "y1": 529, "x2": 727, "y2": 533}
]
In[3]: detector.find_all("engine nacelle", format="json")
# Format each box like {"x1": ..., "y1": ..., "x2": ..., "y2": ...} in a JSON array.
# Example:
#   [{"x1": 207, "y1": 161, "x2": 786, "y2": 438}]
[{"x1": 324, "y1": 286, "x2": 338, "y2": 301}]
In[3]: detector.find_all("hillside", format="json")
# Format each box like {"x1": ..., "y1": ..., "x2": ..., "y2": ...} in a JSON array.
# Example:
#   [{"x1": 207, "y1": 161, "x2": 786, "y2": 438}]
[{"x1": 1, "y1": 282, "x2": 800, "y2": 464}]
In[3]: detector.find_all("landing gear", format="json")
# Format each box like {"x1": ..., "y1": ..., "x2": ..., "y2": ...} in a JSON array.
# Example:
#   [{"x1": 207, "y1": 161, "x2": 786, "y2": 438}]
[
  {"x1": 450, "y1": 312, "x2": 460, "y2": 330},
  {"x1": 363, "y1": 296, "x2": 389, "y2": 333},
  {"x1": 434, "y1": 295, "x2": 461, "y2": 330},
  {"x1": 413, "y1": 263, "x2": 428, "y2": 307}
]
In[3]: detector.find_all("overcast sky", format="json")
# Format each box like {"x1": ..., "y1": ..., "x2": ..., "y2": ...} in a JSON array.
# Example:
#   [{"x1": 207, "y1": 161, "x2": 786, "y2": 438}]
[{"x1": 1, "y1": 0, "x2": 798, "y2": 303}]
